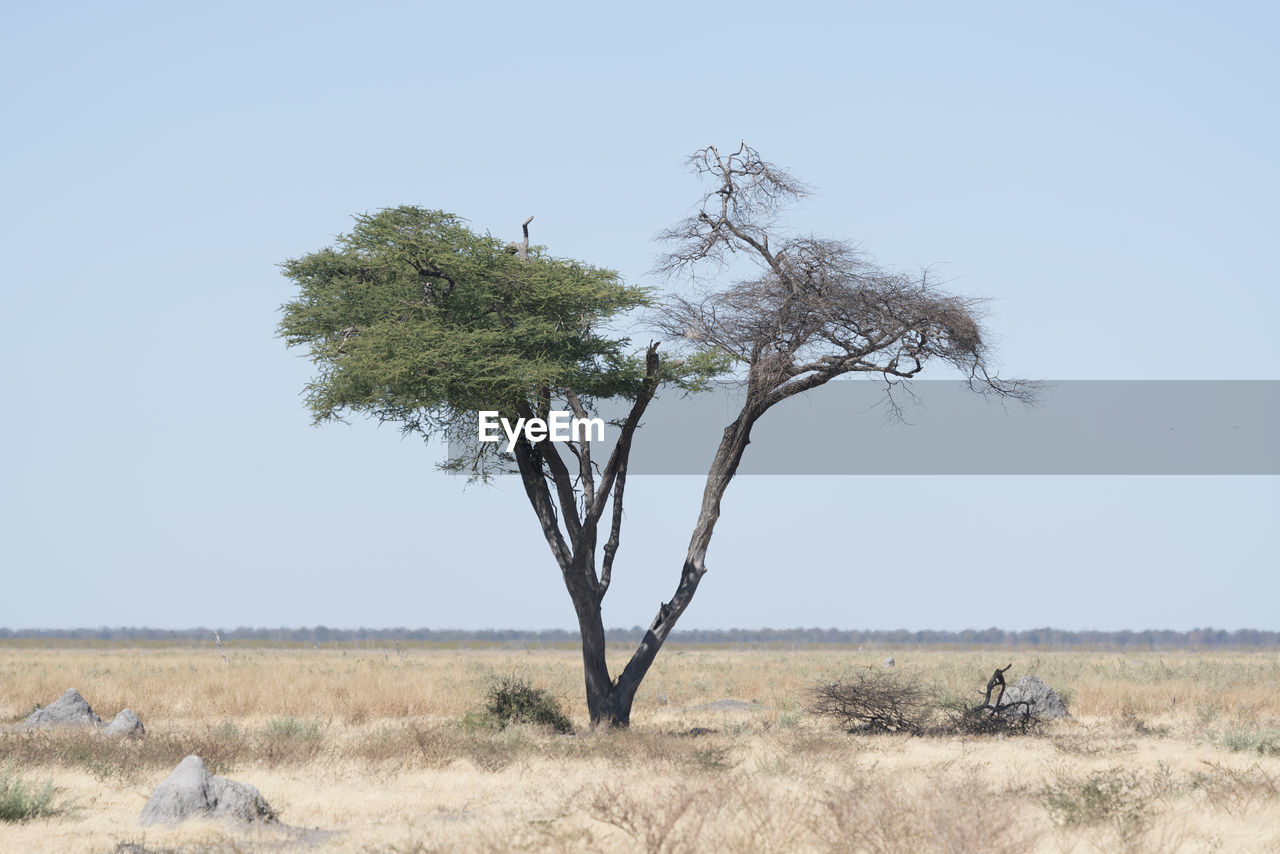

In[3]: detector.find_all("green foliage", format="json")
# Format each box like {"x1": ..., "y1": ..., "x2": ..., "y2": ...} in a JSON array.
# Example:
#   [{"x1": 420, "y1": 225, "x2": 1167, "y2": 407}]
[
  {"x1": 279, "y1": 207, "x2": 727, "y2": 479},
  {"x1": 281, "y1": 209, "x2": 639, "y2": 462},
  {"x1": 257, "y1": 717, "x2": 325, "y2": 765},
  {"x1": 0, "y1": 766, "x2": 56, "y2": 822},
  {"x1": 1222, "y1": 726, "x2": 1280, "y2": 755},
  {"x1": 263, "y1": 716, "x2": 322, "y2": 740},
  {"x1": 481, "y1": 675, "x2": 573, "y2": 734}
]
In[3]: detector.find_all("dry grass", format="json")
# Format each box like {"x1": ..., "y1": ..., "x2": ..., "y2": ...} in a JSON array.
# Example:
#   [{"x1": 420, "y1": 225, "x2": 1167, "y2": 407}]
[{"x1": 0, "y1": 646, "x2": 1278, "y2": 852}]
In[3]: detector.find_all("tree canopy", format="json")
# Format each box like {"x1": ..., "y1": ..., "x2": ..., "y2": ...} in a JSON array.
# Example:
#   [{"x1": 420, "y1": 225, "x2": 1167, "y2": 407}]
[{"x1": 278, "y1": 206, "x2": 659, "y2": 469}]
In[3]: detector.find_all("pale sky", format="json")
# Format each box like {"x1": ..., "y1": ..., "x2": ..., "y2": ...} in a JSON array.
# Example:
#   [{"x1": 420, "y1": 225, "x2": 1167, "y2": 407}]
[{"x1": 2, "y1": 2, "x2": 1276, "y2": 632}]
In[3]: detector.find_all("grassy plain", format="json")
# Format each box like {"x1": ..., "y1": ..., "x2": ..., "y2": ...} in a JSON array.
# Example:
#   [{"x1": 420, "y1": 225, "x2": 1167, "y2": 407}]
[{"x1": 1, "y1": 644, "x2": 1278, "y2": 853}]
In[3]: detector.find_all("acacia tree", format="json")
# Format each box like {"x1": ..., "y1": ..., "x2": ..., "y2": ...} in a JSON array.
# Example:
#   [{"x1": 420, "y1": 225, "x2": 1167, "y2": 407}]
[
  {"x1": 278, "y1": 207, "x2": 721, "y2": 726},
  {"x1": 279, "y1": 146, "x2": 1030, "y2": 727}
]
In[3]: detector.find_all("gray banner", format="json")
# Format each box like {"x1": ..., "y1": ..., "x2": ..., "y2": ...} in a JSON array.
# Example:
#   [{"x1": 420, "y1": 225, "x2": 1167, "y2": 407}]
[{"x1": 451, "y1": 380, "x2": 1279, "y2": 475}]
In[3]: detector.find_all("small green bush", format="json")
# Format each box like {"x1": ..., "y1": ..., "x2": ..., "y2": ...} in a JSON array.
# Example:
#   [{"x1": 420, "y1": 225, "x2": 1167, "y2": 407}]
[
  {"x1": 1222, "y1": 727, "x2": 1280, "y2": 756},
  {"x1": 482, "y1": 675, "x2": 573, "y2": 734},
  {"x1": 0, "y1": 766, "x2": 56, "y2": 822},
  {"x1": 257, "y1": 716, "x2": 325, "y2": 766},
  {"x1": 264, "y1": 716, "x2": 322, "y2": 740}
]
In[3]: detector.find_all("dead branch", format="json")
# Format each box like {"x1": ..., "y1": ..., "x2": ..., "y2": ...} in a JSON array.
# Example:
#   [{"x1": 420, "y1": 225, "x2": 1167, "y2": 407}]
[{"x1": 654, "y1": 143, "x2": 1036, "y2": 412}]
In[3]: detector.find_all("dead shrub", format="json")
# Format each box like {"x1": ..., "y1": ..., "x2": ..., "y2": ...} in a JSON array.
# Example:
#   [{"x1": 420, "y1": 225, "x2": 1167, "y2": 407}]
[
  {"x1": 818, "y1": 776, "x2": 925, "y2": 854},
  {"x1": 818, "y1": 768, "x2": 1043, "y2": 854},
  {"x1": 588, "y1": 780, "x2": 716, "y2": 854},
  {"x1": 941, "y1": 698, "x2": 1042, "y2": 736},
  {"x1": 1189, "y1": 761, "x2": 1279, "y2": 815},
  {"x1": 808, "y1": 669, "x2": 931, "y2": 734}
]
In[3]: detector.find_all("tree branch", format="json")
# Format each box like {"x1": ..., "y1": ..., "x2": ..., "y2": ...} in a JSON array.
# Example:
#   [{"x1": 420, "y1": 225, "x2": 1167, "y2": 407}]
[
  {"x1": 517, "y1": 400, "x2": 582, "y2": 546},
  {"x1": 511, "y1": 438, "x2": 573, "y2": 573},
  {"x1": 587, "y1": 341, "x2": 660, "y2": 529},
  {"x1": 564, "y1": 388, "x2": 596, "y2": 510},
  {"x1": 598, "y1": 455, "x2": 626, "y2": 602}
]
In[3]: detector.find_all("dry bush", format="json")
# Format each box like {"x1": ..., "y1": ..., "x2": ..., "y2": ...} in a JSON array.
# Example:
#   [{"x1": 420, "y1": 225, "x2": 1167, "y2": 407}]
[
  {"x1": 1039, "y1": 765, "x2": 1157, "y2": 845},
  {"x1": 588, "y1": 780, "x2": 717, "y2": 854},
  {"x1": 1189, "y1": 761, "x2": 1279, "y2": 815},
  {"x1": 818, "y1": 768, "x2": 1042, "y2": 854},
  {"x1": 818, "y1": 776, "x2": 926, "y2": 854},
  {"x1": 923, "y1": 770, "x2": 1043, "y2": 854},
  {"x1": 941, "y1": 698, "x2": 1042, "y2": 736},
  {"x1": 689, "y1": 779, "x2": 821, "y2": 854},
  {"x1": 810, "y1": 665, "x2": 1054, "y2": 737},
  {"x1": 406, "y1": 723, "x2": 461, "y2": 769},
  {"x1": 808, "y1": 670, "x2": 931, "y2": 734}
]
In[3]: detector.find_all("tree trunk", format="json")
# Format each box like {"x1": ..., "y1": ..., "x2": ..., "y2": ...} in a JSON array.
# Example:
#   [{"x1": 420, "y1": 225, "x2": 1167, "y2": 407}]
[
  {"x1": 595, "y1": 412, "x2": 759, "y2": 726},
  {"x1": 585, "y1": 680, "x2": 636, "y2": 728},
  {"x1": 572, "y1": 586, "x2": 627, "y2": 726}
]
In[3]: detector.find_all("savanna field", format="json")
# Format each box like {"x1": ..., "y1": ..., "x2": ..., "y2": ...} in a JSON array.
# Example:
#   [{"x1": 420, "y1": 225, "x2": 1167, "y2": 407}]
[{"x1": 1, "y1": 644, "x2": 1278, "y2": 853}]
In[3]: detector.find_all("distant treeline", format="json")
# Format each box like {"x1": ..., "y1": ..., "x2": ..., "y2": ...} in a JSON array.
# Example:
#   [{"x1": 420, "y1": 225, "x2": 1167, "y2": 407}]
[{"x1": 0, "y1": 626, "x2": 1277, "y2": 648}]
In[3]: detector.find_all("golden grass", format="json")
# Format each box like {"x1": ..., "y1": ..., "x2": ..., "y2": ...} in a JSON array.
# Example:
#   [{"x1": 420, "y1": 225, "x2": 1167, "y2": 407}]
[{"x1": 1, "y1": 646, "x2": 1278, "y2": 853}]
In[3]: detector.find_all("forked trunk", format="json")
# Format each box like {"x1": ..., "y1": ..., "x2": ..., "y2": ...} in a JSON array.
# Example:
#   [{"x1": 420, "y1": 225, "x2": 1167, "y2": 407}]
[
  {"x1": 585, "y1": 678, "x2": 637, "y2": 728},
  {"x1": 577, "y1": 413, "x2": 757, "y2": 728},
  {"x1": 574, "y1": 595, "x2": 633, "y2": 727}
]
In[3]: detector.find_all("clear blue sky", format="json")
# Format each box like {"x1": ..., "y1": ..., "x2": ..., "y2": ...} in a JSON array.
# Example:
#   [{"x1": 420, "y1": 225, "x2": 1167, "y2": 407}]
[{"x1": 2, "y1": 2, "x2": 1276, "y2": 631}]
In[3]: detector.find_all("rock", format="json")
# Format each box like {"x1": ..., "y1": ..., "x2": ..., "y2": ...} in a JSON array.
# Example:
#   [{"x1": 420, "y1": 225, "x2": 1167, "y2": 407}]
[
  {"x1": 654, "y1": 694, "x2": 669, "y2": 706},
  {"x1": 1000, "y1": 675, "x2": 1069, "y2": 720},
  {"x1": 882, "y1": 657, "x2": 895, "y2": 668},
  {"x1": 105, "y1": 708, "x2": 145, "y2": 738},
  {"x1": 16, "y1": 689, "x2": 146, "y2": 737},
  {"x1": 140, "y1": 755, "x2": 276, "y2": 826},
  {"x1": 20, "y1": 688, "x2": 103, "y2": 728}
]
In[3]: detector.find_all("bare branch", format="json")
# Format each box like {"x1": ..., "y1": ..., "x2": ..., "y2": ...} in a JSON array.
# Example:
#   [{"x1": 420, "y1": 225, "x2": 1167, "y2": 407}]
[
  {"x1": 654, "y1": 143, "x2": 807, "y2": 276},
  {"x1": 587, "y1": 341, "x2": 660, "y2": 529},
  {"x1": 655, "y1": 157, "x2": 1037, "y2": 412},
  {"x1": 564, "y1": 389, "x2": 595, "y2": 510},
  {"x1": 598, "y1": 455, "x2": 626, "y2": 602}
]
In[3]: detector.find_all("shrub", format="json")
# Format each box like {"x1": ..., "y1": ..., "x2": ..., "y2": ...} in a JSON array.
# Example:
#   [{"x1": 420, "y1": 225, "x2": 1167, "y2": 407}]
[
  {"x1": 0, "y1": 766, "x2": 56, "y2": 822},
  {"x1": 1040, "y1": 766, "x2": 1151, "y2": 835},
  {"x1": 263, "y1": 716, "x2": 322, "y2": 740},
  {"x1": 811, "y1": 665, "x2": 1054, "y2": 737},
  {"x1": 941, "y1": 696, "x2": 1042, "y2": 736},
  {"x1": 808, "y1": 669, "x2": 931, "y2": 734},
  {"x1": 1190, "y1": 761, "x2": 1279, "y2": 813},
  {"x1": 482, "y1": 675, "x2": 573, "y2": 734},
  {"x1": 258, "y1": 716, "x2": 325, "y2": 766},
  {"x1": 1222, "y1": 727, "x2": 1280, "y2": 756}
]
